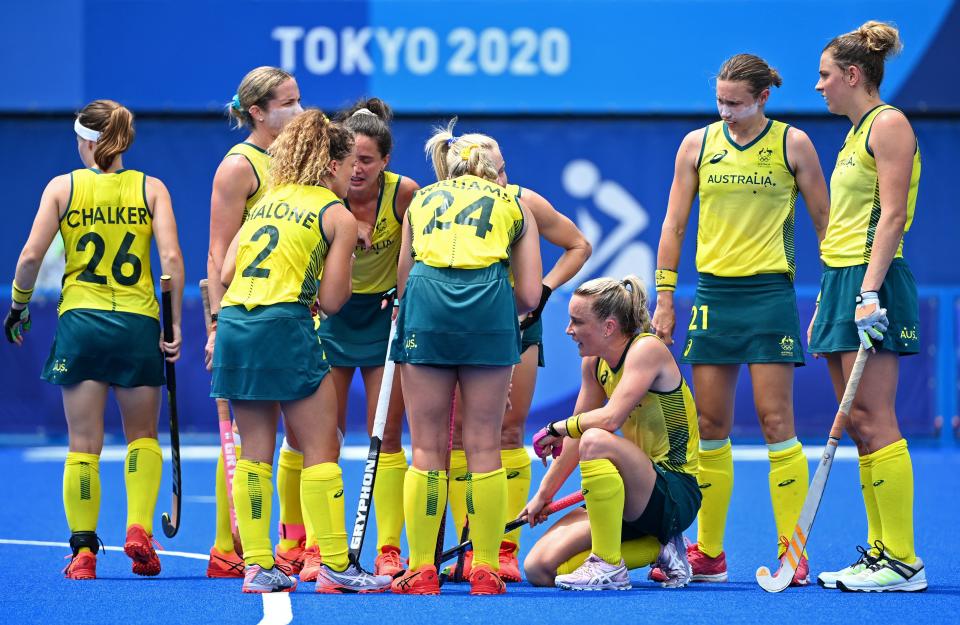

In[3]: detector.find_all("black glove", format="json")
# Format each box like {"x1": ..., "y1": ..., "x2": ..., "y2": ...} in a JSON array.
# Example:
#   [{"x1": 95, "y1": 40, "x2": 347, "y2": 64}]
[
  {"x1": 380, "y1": 287, "x2": 398, "y2": 310},
  {"x1": 520, "y1": 284, "x2": 553, "y2": 330},
  {"x1": 4, "y1": 306, "x2": 32, "y2": 343}
]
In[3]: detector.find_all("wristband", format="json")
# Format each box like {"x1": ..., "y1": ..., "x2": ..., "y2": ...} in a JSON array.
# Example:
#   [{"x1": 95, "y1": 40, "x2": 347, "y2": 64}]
[
  {"x1": 655, "y1": 269, "x2": 678, "y2": 292},
  {"x1": 210, "y1": 312, "x2": 219, "y2": 323},
  {"x1": 546, "y1": 421, "x2": 561, "y2": 437},
  {"x1": 565, "y1": 414, "x2": 584, "y2": 439},
  {"x1": 11, "y1": 282, "x2": 33, "y2": 306},
  {"x1": 856, "y1": 291, "x2": 879, "y2": 305}
]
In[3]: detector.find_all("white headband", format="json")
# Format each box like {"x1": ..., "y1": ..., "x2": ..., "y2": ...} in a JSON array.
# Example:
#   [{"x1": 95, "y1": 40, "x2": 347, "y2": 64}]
[
  {"x1": 351, "y1": 108, "x2": 377, "y2": 118},
  {"x1": 74, "y1": 118, "x2": 101, "y2": 142}
]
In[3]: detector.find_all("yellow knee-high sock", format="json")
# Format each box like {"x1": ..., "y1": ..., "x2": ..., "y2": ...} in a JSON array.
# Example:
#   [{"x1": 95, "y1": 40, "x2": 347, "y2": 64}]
[
  {"x1": 374, "y1": 450, "x2": 408, "y2": 551},
  {"x1": 125, "y1": 438, "x2": 162, "y2": 535},
  {"x1": 557, "y1": 535, "x2": 661, "y2": 575},
  {"x1": 404, "y1": 467, "x2": 448, "y2": 570},
  {"x1": 696, "y1": 440, "x2": 734, "y2": 558},
  {"x1": 858, "y1": 451, "x2": 883, "y2": 553},
  {"x1": 232, "y1": 459, "x2": 274, "y2": 569},
  {"x1": 64, "y1": 452, "x2": 101, "y2": 552},
  {"x1": 580, "y1": 459, "x2": 624, "y2": 565},
  {"x1": 447, "y1": 450, "x2": 469, "y2": 539},
  {"x1": 768, "y1": 441, "x2": 808, "y2": 556},
  {"x1": 214, "y1": 444, "x2": 241, "y2": 553},
  {"x1": 466, "y1": 468, "x2": 507, "y2": 570},
  {"x1": 277, "y1": 447, "x2": 304, "y2": 551},
  {"x1": 501, "y1": 448, "x2": 531, "y2": 548},
  {"x1": 869, "y1": 439, "x2": 916, "y2": 563},
  {"x1": 301, "y1": 463, "x2": 349, "y2": 570}
]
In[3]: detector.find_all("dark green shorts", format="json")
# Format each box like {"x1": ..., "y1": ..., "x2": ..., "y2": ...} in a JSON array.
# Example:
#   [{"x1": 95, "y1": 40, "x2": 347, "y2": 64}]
[
  {"x1": 680, "y1": 273, "x2": 804, "y2": 366},
  {"x1": 809, "y1": 258, "x2": 919, "y2": 355},
  {"x1": 622, "y1": 465, "x2": 702, "y2": 544},
  {"x1": 390, "y1": 263, "x2": 521, "y2": 367},
  {"x1": 212, "y1": 303, "x2": 330, "y2": 401},
  {"x1": 520, "y1": 316, "x2": 545, "y2": 367},
  {"x1": 316, "y1": 291, "x2": 392, "y2": 368},
  {"x1": 41, "y1": 309, "x2": 165, "y2": 387}
]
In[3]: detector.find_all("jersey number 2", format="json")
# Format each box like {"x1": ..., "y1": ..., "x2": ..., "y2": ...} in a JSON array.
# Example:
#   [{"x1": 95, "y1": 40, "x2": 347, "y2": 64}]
[{"x1": 242, "y1": 225, "x2": 280, "y2": 279}]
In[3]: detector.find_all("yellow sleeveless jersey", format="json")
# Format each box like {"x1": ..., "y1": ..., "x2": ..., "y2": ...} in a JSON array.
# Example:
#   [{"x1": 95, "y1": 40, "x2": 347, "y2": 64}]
[
  {"x1": 595, "y1": 334, "x2": 699, "y2": 476},
  {"x1": 221, "y1": 184, "x2": 340, "y2": 310},
  {"x1": 821, "y1": 105, "x2": 921, "y2": 267},
  {"x1": 408, "y1": 175, "x2": 524, "y2": 269},
  {"x1": 347, "y1": 171, "x2": 403, "y2": 294},
  {"x1": 696, "y1": 119, "x2": 799, "y2": 278},
  {"x1": 58, "y1": 168, "x2": 158, "y2": 318},
  {"x1": 226, "y1": 142, "x2": 272, "y2": 221}
]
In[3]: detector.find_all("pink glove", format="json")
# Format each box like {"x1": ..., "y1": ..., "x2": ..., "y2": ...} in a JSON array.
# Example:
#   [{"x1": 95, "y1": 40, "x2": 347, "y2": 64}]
[{"x1": 532, "y1": 426, "x2": 562, "y2": 459}]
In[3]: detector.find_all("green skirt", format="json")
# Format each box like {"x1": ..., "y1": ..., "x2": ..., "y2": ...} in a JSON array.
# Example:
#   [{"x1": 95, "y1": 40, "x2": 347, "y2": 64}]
[
  {"x1": 680, "y1": 273, "x2": 805, "y2": 365},
  {"x1": 622, "y1": 465, "x2": 702, "y2": 544},
  {"x1": 42, "y1": 309, "x2": 165, "y2": 387},
  {"x1": 520, "y1": 316, "x2": 545, "y2": 367},
  {"x1": 212, "y1": 303, "x2": 330, "y2": 401},
  {"x1": 390, "y1": 262, "x2": 521, "y2": 367},
  {"x1": 317, "y1": 291, "x2": 393, "y2": 367},
  {"x1": 809, "y1": 258, "x2": 919, "y2": 355}
]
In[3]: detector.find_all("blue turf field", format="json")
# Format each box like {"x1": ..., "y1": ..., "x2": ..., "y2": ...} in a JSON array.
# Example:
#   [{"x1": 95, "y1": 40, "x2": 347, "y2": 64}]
[{"x1": 1, "y1": 440, "x2": 958, "y2": 624}]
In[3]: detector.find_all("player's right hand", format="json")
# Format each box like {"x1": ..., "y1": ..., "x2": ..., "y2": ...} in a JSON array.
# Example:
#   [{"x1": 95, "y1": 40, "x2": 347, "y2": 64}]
[
  {"x1": 357, "y1": 221, "x2": 373, "y2": 250},
  {"x1": 651, "y1": 299, "x2": 676, "y2": 345},
  {"x1": 4, "y1": 305, "x2": 31, "y2": 345},
  {"x1": 520, "y1": 492, "x2": 553, "y2": 527}
]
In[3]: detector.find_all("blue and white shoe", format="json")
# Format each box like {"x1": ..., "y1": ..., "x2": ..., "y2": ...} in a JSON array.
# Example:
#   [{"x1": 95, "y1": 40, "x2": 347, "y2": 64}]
[
  {"x1": 241, "y1": 564, "x2": 298, "y2": 593},
  {"x1": 314, "y1": 561, "x2": 393, "y2": 594},
  {"x1": 555, "y1": 553, "x2": 631, "y2": 591}
]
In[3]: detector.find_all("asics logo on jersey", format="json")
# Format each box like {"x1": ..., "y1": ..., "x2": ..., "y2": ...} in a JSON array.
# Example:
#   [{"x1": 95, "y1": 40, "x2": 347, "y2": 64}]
[
  {"x1": 709, "y1": 150, "x2": 728, "y2": 164},
  {"x1": 506, "y1": 471, "x2": 520, "y2": 479},
  {"x1": 334, "y1": 489, "x2": 344, "y2": 498},
  {"x1": 581, "y1": 488, "x2": 589, "y2": 496},
  {"x1": 777, "y1": 478, "x2": 796, "y2": 487},
  {"x1": 873, "y1": 479, "x2": 885, "y2": 488},
  {"x1": 699, "y1": 483, "x2": 712, "y2": 489}
]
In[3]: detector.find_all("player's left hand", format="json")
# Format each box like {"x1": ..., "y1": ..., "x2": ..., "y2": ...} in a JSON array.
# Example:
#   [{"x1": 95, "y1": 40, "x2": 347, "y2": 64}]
[
  {"x1": 357, "y1": 221, "x2": 373, "y2": 250},
  {"x1": 4, "y1": 305, "x2": 31, "y2": 345},
  {"x1": 855, "y1": 291, "x2": 888, "y2": 352},
  {"x1": 160, "y1": 323, "x2": 182, "y2": 363},
  {"x1": 532, "y1": 423, "x2": 563, "y2": 465},
  {"x1": 520, "y1": 284, "x2": 552, "y2": 331}
]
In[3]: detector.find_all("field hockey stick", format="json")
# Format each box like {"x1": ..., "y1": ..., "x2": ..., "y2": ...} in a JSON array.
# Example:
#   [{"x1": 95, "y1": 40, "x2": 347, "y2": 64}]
[
  {"x1": 433, "y1": 392, "x2": 457, "y2": 572},
  {"x1": 199, "y1": 279, "x2": 241, "y2": 551},
  {"x1": 438, "y1": 490, "x2": 585, "y2": 569},
  {"x1": 347, "y1": 312, "x2": 398, "y2": 567},
  {"x1": 756, "y1": 346, "x2": 869, "y2": 592},
  {"x1": 160, "y1": 275, "x2": 182, "y2": 538}
]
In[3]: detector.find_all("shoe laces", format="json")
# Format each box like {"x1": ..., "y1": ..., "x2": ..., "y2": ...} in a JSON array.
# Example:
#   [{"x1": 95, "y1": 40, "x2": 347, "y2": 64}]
[{"x1": 378, "y1": 548, "x2": 404, "y2": 568}]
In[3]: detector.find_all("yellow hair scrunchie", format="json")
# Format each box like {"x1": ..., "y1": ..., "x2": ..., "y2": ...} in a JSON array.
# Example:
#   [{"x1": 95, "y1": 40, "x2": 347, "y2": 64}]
[{"x1": 459, "y1": 145, "x2": 478, "y2": 161}]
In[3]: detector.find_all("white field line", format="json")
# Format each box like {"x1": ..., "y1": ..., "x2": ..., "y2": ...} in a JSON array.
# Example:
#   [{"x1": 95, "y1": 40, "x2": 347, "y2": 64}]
[
  {"x1": 23, "y1": 444, "x2": 859, "y2": 463},
  {"x1": 0, "y1": 538, "x2": 291, "y2": 625}
]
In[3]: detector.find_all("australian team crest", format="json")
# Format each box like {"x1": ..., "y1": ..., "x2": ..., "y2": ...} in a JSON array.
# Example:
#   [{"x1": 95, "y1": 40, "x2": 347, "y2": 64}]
[
  {"x1": 757, "y1": 147, "x2": 774, "y2": 166},
  {"x1": 779, "y1": 335, "x2": 795, "y2": 356}
]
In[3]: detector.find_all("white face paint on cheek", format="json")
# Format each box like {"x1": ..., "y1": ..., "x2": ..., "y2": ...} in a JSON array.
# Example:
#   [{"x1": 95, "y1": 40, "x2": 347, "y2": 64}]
[{"x1": 718, "y1": 100, "x2": 759, "y2": 122}]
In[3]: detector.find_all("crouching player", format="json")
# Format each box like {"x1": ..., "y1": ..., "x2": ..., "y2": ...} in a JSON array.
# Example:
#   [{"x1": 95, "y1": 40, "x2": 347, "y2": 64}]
[{"x1": 523, "y1": 276, "x2": 701, "y2": 590}]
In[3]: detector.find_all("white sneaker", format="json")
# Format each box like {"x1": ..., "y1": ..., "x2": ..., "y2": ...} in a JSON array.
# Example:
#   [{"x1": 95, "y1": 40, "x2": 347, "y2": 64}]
[
  {"x1": 653, "y1": 535, "x2": 692, "y2": 589},
  {"x1": 555, "y1": 553, "x2": 631, "y2": 591},
  {"x1": 837, "y1": 554, "x2": 927, "y2": 592},
  {"x1": 314, "y1": 561, "x2": 393, "y2": 594},
  {"x1": 817, "y1": 545, "x2": 877, "y2": 589}
]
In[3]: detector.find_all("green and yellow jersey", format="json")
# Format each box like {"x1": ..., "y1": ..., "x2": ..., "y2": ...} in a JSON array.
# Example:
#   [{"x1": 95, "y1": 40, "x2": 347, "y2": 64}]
[
  {"x1": 58, "y1": 168, "x2": 158, "y2": 319},
  {"x1": 696, "y1": 119, "x2": 799, "y2": 279},
  {"x1": 595, "y1": 333, "x2": 700, "y2": 476},
  {"x1": 225, "y1": 142, "x2": 272, "y2": 222},
  {"x1": 821, "y1": 105, "x2": 921, "y2": 267},
  {"x1": 408, "y1": 175, "x2": 524, "y2": 269},
  {"x1": 347, "y1": 171, "x2": 403, "y2": 294},
  {"x1": 221, "y1": 184, "x2": 340, "y2": 310}
]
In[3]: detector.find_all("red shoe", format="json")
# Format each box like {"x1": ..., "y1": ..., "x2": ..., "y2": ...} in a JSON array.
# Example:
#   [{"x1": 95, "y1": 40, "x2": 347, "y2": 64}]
[
  {"x1": 275, "y1": 541, "x2": 306, "y2": 576},
  {"x1": 776, "y1": 536, "x2": 810, "y2": 586},
  {"x1": 64, "y1": 551, "x2": 97, "y2": 580},
  {"x1": 391, "y1": 564, "x2": 441, "y2": 595},
  {"x1": 124, "y1": 524, "x2": 161, "y2": 577},
  {"x1": 374, "y1": 545, "x2": 406, "y2": 578},
  {"x1": 207, "y1": 546, "x2": 245, "y2": 578},
  {"x1": 469, "y1": 563, "x2": 506, "y2": 595},
  {"x1": 299, "y1": 545, "x2": 323, "y2": 582},
  {"x1": 649, "y1": 541, "x2": 727, "y2": 583},
  {"x1": 497, "y1": 541, "x2": 522, "y2": 583}
]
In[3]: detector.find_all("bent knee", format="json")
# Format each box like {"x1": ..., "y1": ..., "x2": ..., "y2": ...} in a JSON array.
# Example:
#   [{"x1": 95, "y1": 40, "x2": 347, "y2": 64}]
[
  {"x1": 578, "y1": 428, "x2": 616, "y2": 460},
  {"x1": 523, "y1": 556, "x2": 555, "y2": 587}
]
